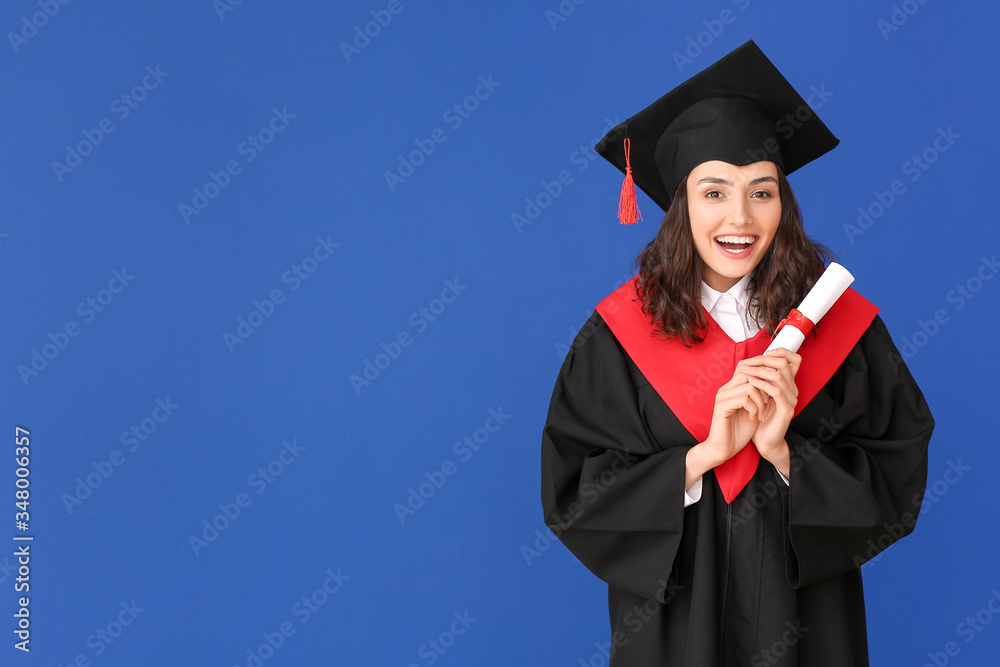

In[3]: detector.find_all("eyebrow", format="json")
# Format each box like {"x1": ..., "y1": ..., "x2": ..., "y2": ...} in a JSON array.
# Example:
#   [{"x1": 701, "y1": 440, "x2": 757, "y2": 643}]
[{"x1": 697, "y1": 175, "x2": 778, "y2": 186}]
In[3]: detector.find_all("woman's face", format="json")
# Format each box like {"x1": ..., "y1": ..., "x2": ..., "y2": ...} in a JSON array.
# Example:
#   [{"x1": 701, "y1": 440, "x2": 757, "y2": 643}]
[{"x1": 686, "y1": 160, "x2": 782, "y2": 292}]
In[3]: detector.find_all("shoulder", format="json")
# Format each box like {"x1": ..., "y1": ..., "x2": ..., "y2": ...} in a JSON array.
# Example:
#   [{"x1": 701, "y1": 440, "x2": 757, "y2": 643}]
[
  {"x1": 827, "y1": 286, "x2": 880, "y2": 327},
  {"x1": 555, "y1": 309, "x2": 656, "y2": 392},
  {"x1": 596, "y1": 276, "x2": 641, "y2": 318},
  {"x1": 830, "y1": 309, "x2": 923, "y2": 395},
  {"x1": 564, "y1": 310, "x2": 621, "y2": 362}
]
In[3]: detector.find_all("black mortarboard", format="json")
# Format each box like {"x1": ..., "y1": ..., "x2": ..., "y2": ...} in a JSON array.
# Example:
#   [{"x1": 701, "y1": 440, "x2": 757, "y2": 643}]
[{"x1": 596, "y1": 40, "x2": 839, "y2": 220}]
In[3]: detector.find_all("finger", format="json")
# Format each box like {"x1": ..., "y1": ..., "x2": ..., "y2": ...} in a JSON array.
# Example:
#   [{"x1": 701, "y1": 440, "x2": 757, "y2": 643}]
[
  {"x1": 756, "y1": 397, "x2": 777, "y2": 424},
  {"x1": 717, "y1": 384, "x2": 760, "y2": 411},
  {"x1": 722, "y1": 372, "x2": 747, "y2": 389},
  {"x1": 763, "y1": 348, "x2": 802, "y2": 376},
  {"x1": 720, "y1": 371, "x2": 760, "y2": 394},
  {"x1": 743, "y1": 383, "x2": 766, "y2": 419},
  {"x1": 747, "y1": 396, "x2": 767, "y2": 423},
  {"x1": 727, "y1": 366, "x2": 754, "y2": 386},
  {"x1": 716, "y1": 385, "x2": 756, "y2": 421},
  {"x1": 736, "y1": 351, "x2": 799, "y2": 386},
  {"x1": 738, "y1": 365, "x2": 782, "y2": 401},
  {"x1": 741, "y1": 394, "x2": 764, "y2": 422},
  {"x1": 775, "y1": 350, "x2": 802, "y2": 378},
  {"x1": 743, "y1": 358, "x2": 798, "y2": 398},
  {"x1": 746, "y1": 353, "x2": 789, "y2": 369},
  {"x1": 738, "y1": 364, "x2": 784, "y2": 381},
  {"x1": 718, "y1": 384, "x2": 766, "y2": 418},
  {"x1": 738, "y1": 357, "x2": 786, "y2": 380},
  {"x1": 749, "y1": 376, "x2": 797, "y2": 415},
  {"x1": 748, "y1": 376, "x2": 783, "y2": 408},
  {"x1": 769, "y1": 363, "x2": 798, "y2": 399}
]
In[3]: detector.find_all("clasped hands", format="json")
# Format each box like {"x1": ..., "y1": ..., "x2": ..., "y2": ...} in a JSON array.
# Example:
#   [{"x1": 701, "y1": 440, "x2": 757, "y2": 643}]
[{"x1": 699, "y1": 348, "x2": 801, "y2": 479}]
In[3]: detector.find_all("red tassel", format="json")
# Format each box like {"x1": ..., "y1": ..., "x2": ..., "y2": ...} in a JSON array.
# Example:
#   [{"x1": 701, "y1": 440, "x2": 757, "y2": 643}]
[{"x1": 618, "y1": 138, "x2": 642, "y2": 225}]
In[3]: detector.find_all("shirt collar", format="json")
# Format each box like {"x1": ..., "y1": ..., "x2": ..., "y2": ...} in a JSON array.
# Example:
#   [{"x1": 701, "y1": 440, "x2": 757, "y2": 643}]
[{"x1": 700, "y1": 271, "x2": 754, "y2": 312}]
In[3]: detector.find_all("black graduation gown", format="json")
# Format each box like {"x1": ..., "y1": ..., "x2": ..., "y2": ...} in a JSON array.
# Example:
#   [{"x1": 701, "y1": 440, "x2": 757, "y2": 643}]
[{"x1": 540, "y1": 308, "x2": 933, "y2": 666}]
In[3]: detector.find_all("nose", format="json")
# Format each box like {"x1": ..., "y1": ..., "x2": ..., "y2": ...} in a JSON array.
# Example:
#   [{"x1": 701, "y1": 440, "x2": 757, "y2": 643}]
[{"x1": 727, "y1": 196, "x2": 751, "y2": 226}]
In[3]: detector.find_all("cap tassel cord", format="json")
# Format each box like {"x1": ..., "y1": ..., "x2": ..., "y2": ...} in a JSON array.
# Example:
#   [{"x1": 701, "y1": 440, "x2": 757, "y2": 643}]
[{"x1": 618, "y1": 138, "x2": 642, "y2": 225}]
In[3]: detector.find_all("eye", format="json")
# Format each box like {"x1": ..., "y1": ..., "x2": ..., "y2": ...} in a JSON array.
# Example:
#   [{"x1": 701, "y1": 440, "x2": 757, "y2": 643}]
[
  {"x1": 750, "y1": 189, "x2": 774, "y2": 199},
  {"x1": 704, "y1": 189, "x2": 723, "y2": 199}
]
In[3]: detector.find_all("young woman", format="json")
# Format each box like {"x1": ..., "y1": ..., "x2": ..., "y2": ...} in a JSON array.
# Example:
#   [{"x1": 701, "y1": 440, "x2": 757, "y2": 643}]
[{"x1": 540, "y1": 41, "x2": 933, "y2": 666}]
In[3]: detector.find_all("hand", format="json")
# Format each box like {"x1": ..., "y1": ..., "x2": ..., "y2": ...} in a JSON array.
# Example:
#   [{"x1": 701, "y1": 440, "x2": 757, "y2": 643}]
[
  {"x1": 698, "y1": 363, "x2": 769, "y2": 467},
  {"x1": 738, "y1": 347, "x2": 801, "y2": 456}
]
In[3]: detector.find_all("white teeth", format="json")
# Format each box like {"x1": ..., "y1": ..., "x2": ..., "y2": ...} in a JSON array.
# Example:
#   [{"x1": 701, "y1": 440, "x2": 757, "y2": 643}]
[{"x1": 715, "y1": 235, "x2": 756, "y2": 244}]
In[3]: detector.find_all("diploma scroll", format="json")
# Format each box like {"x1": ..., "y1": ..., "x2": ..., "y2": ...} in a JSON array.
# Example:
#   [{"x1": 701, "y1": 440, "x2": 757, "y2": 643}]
[{"x1": 765, "y1": 262, "x2": 855, "y2": 354}]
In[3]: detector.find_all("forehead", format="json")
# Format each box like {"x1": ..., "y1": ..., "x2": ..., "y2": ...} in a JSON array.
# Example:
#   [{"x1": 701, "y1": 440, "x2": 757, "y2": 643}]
[{"x1": 688, "y1": 160, "x2": 779, "y2": 182}]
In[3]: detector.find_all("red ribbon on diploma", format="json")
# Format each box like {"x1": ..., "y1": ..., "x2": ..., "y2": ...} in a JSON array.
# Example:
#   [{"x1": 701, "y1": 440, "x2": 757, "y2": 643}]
[{"x1": 769, "y1": 308, "x2": 816, "y2": 346}]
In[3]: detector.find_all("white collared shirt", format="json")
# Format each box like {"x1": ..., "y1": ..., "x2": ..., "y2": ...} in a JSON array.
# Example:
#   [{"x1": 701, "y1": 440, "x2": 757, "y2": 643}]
[
  {"x1": 684, "y1": 273, "x2": 790, "y2": 507},
  {"x1": 698, "y1": 272, "x2": 762, "y2": 342}
]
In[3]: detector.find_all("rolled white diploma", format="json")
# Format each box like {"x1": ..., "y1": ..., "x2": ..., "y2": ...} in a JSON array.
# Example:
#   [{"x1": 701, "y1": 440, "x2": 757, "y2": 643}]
[{"x1": 764, "y1": 262, "x2": 855, "y2": 354}]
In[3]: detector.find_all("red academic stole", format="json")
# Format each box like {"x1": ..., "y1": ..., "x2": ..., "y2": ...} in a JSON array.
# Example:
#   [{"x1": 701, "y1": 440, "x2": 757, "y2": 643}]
[{"x1": 595, "y1": 278, "x2": 879, "y2": 503}]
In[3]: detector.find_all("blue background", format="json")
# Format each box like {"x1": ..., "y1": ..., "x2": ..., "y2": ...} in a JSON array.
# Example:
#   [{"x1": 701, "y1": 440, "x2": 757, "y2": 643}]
[{"x1": 1, "y1": 1, "x2": 998, "y2": 665}]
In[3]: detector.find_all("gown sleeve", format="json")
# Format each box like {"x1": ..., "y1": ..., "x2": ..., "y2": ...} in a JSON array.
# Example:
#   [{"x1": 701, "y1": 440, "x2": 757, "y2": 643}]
[
  {"x1": 780, "y1": 313, "x2": 934, "y2": 588},
  {"x1": 540, "y1": 311, "x2": 692, "y2": 601}
]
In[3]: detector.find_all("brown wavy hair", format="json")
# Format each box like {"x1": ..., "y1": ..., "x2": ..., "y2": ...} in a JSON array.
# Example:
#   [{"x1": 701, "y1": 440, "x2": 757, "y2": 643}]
[{"x1": 634, "y1": 168, "x2": 835, "y2": 346}]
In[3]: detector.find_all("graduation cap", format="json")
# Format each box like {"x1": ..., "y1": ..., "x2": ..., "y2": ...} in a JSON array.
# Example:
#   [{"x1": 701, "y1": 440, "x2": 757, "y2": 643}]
[{"x1": 596, "y1": 40, "x2": 839, "y2": 223}]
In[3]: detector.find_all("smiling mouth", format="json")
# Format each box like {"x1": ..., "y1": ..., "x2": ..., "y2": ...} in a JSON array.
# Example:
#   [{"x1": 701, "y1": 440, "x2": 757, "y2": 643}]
[{"x1": 714, "y1": 235, "x2": 758, "y2": 254}]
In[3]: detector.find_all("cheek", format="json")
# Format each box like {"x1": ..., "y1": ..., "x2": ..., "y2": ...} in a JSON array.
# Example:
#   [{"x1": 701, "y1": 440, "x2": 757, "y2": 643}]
[
  {"x1": 769, "y1": 202, "x2": 782, "y2": 226},
  {"x1": 760, "y1": 206, "x2": 782, "y2": 236},
  {"x1": 687, "y1": 204, "x2": 716, "y2": 236}
]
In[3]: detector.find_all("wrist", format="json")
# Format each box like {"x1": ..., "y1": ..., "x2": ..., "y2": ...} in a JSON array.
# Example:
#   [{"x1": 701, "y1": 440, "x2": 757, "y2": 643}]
[
  {"x1": 757, "y1": 438, "x2": 790, "y2": 478},
  {"x1": 755, "y1": 436, "x2": 787, "y2": 456},
  {"x1": 686, "y1": 442, "x2": 724, "y2": 486}
]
